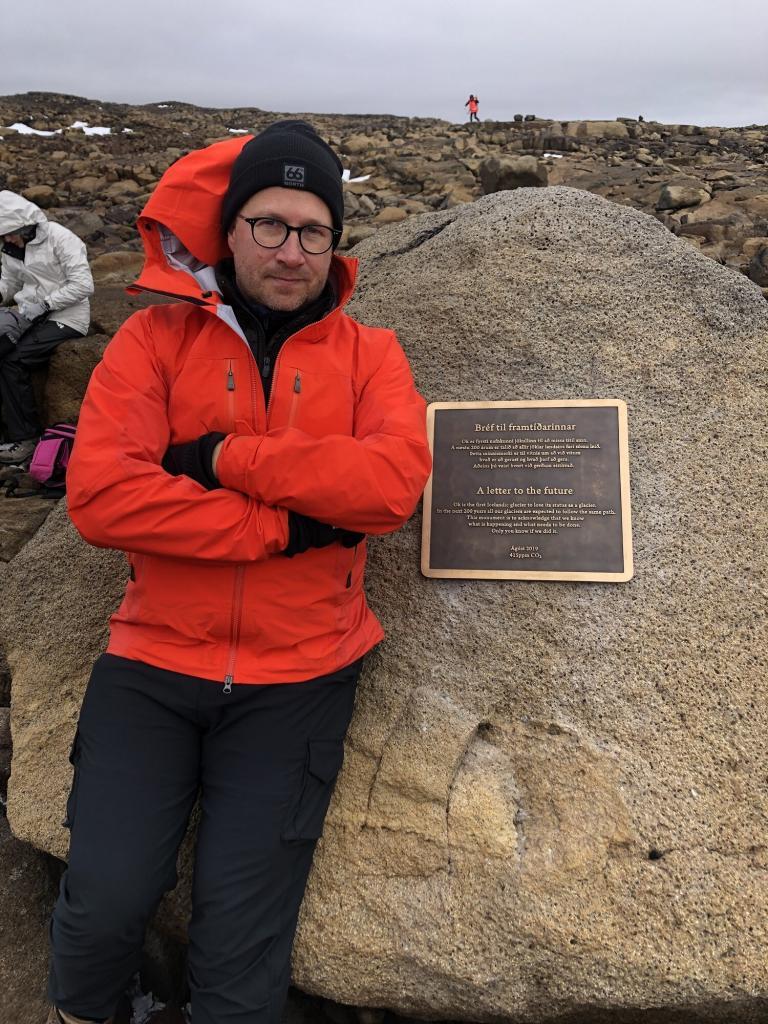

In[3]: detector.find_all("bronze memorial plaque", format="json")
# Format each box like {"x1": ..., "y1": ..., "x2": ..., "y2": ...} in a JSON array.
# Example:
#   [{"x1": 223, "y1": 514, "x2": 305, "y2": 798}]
[{"x1": 421, "y1": 401, "x2": 633, "y2": 582}]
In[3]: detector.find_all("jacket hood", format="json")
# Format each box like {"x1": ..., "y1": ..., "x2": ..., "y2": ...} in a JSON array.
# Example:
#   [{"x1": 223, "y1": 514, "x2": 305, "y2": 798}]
[
  {"x1": 130, "y1": 135, "x2": 358, "y2": 310},
  {"x1": 0, "y1": 191, "x2": 48, "y2": 236}
]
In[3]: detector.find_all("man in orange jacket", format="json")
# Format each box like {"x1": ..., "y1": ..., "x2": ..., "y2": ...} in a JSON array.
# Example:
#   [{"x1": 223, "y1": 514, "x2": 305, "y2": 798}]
[{"x1": 48, "y1": 121, "x2": 431, "y2": 1024}]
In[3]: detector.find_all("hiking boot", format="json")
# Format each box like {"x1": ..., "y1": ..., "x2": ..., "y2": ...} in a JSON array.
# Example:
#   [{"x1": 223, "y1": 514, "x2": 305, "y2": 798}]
[{"x1": 0, "y1": 437, "x2": 37, "y2": 464}]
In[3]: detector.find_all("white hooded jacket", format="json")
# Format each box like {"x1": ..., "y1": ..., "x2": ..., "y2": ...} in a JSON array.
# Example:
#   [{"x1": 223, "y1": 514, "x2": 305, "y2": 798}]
[{"x1": 0, "y1": 191, "x2": 93, "y2": 335}]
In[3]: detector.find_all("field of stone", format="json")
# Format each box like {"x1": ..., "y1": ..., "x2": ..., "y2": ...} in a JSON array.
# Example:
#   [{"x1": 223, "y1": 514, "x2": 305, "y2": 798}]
[
  {"x1": 1, "y1": 92, "x2": 767, "y2": 1024},
  {"x1": 1, "y1": 91, "x2": 766, "y2": 292}
]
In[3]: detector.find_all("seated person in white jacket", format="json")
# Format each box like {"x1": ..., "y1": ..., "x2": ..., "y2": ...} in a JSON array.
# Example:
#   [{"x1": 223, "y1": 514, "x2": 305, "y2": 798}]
[{"x1": 0, "y1": 191, "x2": 94, "y2": 463}]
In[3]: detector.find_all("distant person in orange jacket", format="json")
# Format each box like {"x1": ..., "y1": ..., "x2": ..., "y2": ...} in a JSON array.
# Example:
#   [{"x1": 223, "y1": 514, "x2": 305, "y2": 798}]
[{"x1": 465, "y1": 94, "x2": 480, "y2": 122}]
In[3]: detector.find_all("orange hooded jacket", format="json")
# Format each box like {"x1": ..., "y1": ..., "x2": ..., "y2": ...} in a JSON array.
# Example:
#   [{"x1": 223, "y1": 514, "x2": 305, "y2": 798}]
[{"x1": 67, "y1": 135, "x2": 432, "y2": 685}]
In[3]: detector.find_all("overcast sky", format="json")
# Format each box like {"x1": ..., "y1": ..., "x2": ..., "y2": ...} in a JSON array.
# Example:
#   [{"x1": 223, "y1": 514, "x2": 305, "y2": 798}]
[{"x1": 3, "y1": 0, "x2": 766, "y2": 127}]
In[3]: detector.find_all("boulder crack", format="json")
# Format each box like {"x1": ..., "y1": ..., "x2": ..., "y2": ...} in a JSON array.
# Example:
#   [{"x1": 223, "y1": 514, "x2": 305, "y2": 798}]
[{"x1": 368, "y1": 221, "x2": 451, "y2": 263}]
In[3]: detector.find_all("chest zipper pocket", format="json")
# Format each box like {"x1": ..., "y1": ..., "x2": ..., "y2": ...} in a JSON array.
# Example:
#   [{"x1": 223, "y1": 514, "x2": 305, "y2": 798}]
[
  {"x1": 226, "y1": 361, "x2": 236, "y2": 432},
  {"x1": 287, "y1": 372, "x2": 302, "y2": 428}
]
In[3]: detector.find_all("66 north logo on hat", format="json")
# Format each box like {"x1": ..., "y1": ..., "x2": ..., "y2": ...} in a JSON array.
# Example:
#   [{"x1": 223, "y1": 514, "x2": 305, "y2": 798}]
[{"x1": 283, "y1": 164, "x2": 306, "y2": 187}]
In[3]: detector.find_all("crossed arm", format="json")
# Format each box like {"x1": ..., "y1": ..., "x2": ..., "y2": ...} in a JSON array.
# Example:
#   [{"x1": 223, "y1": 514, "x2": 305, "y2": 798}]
[{"x1": 67, "y1": 312, "x2": 431, "y2": 563}]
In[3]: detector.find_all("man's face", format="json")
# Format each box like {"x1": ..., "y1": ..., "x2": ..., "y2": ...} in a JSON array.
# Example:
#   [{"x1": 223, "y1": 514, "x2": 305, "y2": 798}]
[
  {"x1": 2, "y1": 233, "x2": 25, "y2": 247},
  {"x1": 227, "y1": 186, "x2": 334, "y2": 312}
]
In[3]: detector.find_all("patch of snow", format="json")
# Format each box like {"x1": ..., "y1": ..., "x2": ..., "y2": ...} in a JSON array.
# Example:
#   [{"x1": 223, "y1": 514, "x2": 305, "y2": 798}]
[
  {"x1": 7, "y1": 122, "x2": 62, "y2": 136},
  {"x1": 69, "y1": 120, "x2": 112, "y2": 136},
  {"x1": 228, "y1": 128, "x2": 248, "y2": 134},
  {"x1": 543, "y1": 152, "x2": 563, "y2": 158},
  {"x1": 157, "y1": 104, "x2": 170, "y2": 109},
  {"x1": 8, "y1": 120, "x2": 114, "y2": 137},
  {"x1": 123, "y1": 128, "x2": 134, "y2": 134}
]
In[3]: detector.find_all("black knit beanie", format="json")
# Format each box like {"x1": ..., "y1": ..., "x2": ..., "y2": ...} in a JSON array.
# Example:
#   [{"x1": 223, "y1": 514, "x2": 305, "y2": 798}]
[{"x1": 221, "y1": 120, "x2": 344, "y2": 238}]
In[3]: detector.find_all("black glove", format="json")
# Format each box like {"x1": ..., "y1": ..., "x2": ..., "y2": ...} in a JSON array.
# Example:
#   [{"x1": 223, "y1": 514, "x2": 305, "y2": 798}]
[
  {"x1": 284, "y1": 511, "x2": 364, "y2": 558},
  {"x1": 162, "y1": 431, "x2": 226, "y2": 490},
  {"x1": 338, "y1": 528, "x2": 364, "y2": 548}
]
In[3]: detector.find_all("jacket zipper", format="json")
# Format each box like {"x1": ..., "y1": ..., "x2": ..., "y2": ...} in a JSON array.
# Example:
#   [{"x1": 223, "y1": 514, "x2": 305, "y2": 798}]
[
  {"x1": 263, "y1": 296, "x2": 337, "y2": 424},
  {"x1": 224, "y1": 331, "x2": 269, "y2": 690},
  {"x1": 249, "y1": 351, "x2": 261, "y2": 430},
  {"x1": 223, "y1": 307, "x2": 332, "y2": 687},
  {"x1": 223, "y1": 335, "x2": 264, "y2": 689},
  {"x1": 265, "y1": 346, "x2": 282, "y2": 422},
  {"x1": 223, "y1": 565, "x2": 246, "y2": 693}
]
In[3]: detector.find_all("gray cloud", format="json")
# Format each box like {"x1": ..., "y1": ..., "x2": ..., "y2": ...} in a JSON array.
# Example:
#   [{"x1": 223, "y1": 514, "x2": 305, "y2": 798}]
[{"x1": 2, "y1": 0, "x2": 766, "y2": 126}]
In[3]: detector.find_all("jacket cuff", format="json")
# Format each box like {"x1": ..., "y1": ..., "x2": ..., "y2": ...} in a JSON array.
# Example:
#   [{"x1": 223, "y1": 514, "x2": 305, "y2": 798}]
[{"x1": 216, "y1": 433, "x2": 266, "y2": 497}]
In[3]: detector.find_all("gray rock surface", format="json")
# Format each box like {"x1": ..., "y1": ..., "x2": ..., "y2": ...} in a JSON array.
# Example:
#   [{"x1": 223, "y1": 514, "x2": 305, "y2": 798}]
[
  {"x1": 2, "y1": 188, "x2": 768, "y2": 1022},
  {"x1": 3, "y1": 503, "x2": 124, "y2": 857},
  {"x1": 0, "y1": 707, "x2": 10, "y2": 791},
  {"x1": 0, "y1": 816, "x2": 60, "y2": 1024},
  {"x1": 0, "y1": 478, "x2": 57, "y2": 563},
  {"x1": 0, "y1": 648, "x2": 9, "y2": 706},
  {"x1": 295, "y1": 188, "x2": 768, "y2": 1021},
  {"x1": 44, "y1": 334, "x2": 108, "y2": 425}
]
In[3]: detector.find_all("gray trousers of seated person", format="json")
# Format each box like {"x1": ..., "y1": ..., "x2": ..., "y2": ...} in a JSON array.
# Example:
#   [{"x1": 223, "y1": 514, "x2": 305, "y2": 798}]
[
  {"x1": 0, "y1": 319, "x2": 81, "y2": 441},
  {"x1": 48, "y1": 653, "x2": 362, "y2": 1024}
]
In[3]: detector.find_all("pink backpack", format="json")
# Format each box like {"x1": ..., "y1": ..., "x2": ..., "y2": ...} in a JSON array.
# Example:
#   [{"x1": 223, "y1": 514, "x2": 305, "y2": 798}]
[{"x1": 29, "y1": 423, "x2": 77, "y2": 491}]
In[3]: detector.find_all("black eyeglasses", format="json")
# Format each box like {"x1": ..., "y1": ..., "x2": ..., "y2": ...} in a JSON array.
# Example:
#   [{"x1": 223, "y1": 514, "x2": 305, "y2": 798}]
[{"x1": 237, "y1": 216, "x2": 340, "y2": 255}]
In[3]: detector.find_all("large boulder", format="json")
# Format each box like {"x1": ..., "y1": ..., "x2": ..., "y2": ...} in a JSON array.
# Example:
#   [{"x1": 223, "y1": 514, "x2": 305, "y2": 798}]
[
  {"x1": 2, "y1": 506, "x2": 123, "y2": 857},
  {"x1": 748, "y1": 243, "x2": 768, "y2": 286},
  {"x1": 22, "y1": 184, "x2": 56, "y2": 208},
  {"x1": 565, "y1": 120, "x2": 630, "y2": 140},
  {"x1": 479, "y1": 154, "x2": 548, "y2": 193},
  {"x1": 89, "y1": 250, "x2": 145, "y2": 285},
  {"x1": 2, "y1": 188, "x2": 768, "y2": 1022},
  {"x1": 44, "y1": 334, "x2": 109, "y2": 424},
  {"x1": 656, "y1": 183, "x2": 711, "y2": 212}
]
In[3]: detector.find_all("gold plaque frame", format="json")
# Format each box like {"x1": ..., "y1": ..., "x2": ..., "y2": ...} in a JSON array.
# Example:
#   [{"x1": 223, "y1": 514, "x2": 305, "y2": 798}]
[{"x1": 421, "y1": 400, "x2": 633, "y2": 582}]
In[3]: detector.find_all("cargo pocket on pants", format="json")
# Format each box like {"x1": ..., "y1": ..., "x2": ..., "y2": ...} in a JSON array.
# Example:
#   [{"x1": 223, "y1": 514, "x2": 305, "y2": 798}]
[
  {"x1": 282, "y1": 739, "x2": 345, "y2": 842},
  {"x1": 61, "y1": 729, "x2": 81, "y2": 830}
]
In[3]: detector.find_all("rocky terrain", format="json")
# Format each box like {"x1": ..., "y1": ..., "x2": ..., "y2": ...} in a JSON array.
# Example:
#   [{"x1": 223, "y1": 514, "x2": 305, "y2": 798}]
[
  {"x1": 3, "y1": 185, "x2": 768, "y2": 1022},
  {"x1": 0, "y1": 93, "x2": 767, "y2": 1023},
  {"x1": 0, "y1": 92, "x2": 766, "y2": 294}
]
